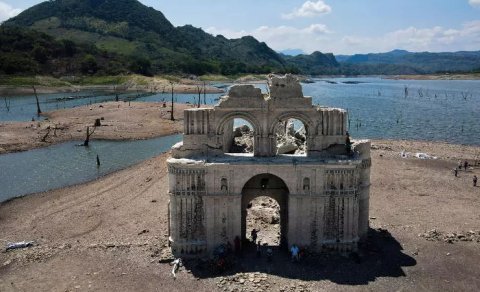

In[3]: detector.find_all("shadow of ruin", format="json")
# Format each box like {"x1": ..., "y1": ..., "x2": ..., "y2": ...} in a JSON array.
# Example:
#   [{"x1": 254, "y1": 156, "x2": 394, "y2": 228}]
[{"x1": 182, "y1": 227, "x2": 416, "y2": 285}]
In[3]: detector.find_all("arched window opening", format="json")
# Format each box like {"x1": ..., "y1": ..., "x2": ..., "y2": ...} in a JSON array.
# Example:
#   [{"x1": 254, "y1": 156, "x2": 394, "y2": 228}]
[
  {"x1": 222, "y1": 118, "x2": 255, "y2": 154},
  {"x1": 303, "y1": 177, "x2": 310, "y2": 191},
  {"x1": 221, "y1": 177, "x2": 228, "y2": 191},
  {"x1": 274, "y1": 118, "x2": 307, "y2": 156}
]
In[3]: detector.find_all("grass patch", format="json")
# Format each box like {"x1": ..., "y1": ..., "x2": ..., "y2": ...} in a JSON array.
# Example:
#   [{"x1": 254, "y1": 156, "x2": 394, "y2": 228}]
[
  {"x1": 0, "y1": 76, "x2": 71, "y2": 87},
  {"x1": 72, "y1": 75, "x2": 130, "y2": 85},
  {"x1": 199, "y1": 74, "x2": 233, "y2": 82}
]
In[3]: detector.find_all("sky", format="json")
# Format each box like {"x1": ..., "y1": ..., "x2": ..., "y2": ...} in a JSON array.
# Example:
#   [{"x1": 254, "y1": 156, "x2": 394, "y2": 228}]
[{"x1": 1, "y1": 0, "x2": 479, "y2": 55}]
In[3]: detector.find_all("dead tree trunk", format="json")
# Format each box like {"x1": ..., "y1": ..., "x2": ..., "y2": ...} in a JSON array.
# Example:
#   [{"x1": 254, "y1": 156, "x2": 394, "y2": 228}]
[
  {"x1": 170, "y1": 82, "x2": 175, "y2": 121},
  {"x1": 196, "y1": 85, "x2": 202, "y2": 108},
  {"x1": 3, "y1": 97, "x2": 10, "y2": 112},
  {"x1": 32, "y1": 86, "x2": 42, "y2": 116},
  {"x1": 203, "y1": 81, "x2": 207, "y2": 105},
  {"x1": 83, "y1": 126, "x2": 96, "y2": 146},
  {"x1": 41, "y1": 127, "x2": 51, "y2": 142}
]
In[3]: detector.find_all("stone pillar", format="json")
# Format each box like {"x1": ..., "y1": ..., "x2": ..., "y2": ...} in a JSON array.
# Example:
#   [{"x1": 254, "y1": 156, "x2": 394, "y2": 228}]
[{"x1": 355, "y1": 141, "x2": 371, "y2": 240}]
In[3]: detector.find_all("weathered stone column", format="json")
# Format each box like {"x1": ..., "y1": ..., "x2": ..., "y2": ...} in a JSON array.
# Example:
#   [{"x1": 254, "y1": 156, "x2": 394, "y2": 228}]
[{"x1": 355, "y1": 141, "x2": 371, "y2": 239}]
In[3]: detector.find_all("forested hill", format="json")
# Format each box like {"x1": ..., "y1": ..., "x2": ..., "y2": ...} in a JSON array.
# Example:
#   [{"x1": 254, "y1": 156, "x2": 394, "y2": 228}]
[
  {"x1": 2, "y1": 0, "x2": 301, "y2": 75},
  {"x1": 2, "y1": 0, "x2": 479, "y2": 76},
  {"x1": 336, "y1": 50, "x2": 480, "y2": 74}
]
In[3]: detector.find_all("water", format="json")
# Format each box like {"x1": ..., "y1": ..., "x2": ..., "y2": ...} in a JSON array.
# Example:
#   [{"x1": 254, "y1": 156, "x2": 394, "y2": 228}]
[
  {"x1": 0, "y1": 90, "x2": 227, "y2": 122},
  {"x1": 0, "y1": 134, "x2": 182, "y2": 202},
  {"x1": 302, "y1": 77, "x2": 480, "y2": 145}
]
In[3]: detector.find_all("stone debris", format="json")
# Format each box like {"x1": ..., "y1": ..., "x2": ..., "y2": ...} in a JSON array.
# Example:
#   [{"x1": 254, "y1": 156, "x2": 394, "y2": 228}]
[
  {"x1": 419, "y1": 229, "x2": 480, "y2": 243},
  {"x1": 232, "y1": 125, "x2": 254, "y2": 153},
  {"x1": 275, "y1": 121, "x2": 306, "y2": 155},
  {"x1": 215, "y1": 272, "x2": 271, "y2": 291}
]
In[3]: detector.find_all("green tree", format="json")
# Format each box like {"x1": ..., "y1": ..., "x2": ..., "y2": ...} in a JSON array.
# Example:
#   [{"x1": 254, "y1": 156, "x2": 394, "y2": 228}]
[
  {"x1": 31, "y1": 45, "x2": 48, "y2": 63},
  {"x1": 81, "y1": 54, "x2": 98, "y2": 74}
]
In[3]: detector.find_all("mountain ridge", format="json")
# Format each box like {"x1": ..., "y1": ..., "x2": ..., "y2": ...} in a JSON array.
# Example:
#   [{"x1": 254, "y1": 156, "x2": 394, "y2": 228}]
[{"x1": 2, "y1": 0, "x2": 479, "y2": 76}]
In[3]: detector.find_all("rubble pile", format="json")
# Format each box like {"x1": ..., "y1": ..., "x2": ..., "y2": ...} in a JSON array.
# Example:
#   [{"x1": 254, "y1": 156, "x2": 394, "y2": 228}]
[
  {"x1": 215, "y1": 272, "x2": 271, "y2": 291},
  {"x1": 232, "y1": 124, "x2": 254, "y2": 153},
  {"x1": 247, "y1": 197, "x2": 281, "y2": 245},
  {"x1": 419, "y1": 229, "x2": 480, "y2": 243},
  {"x1": 275, "y1": 121, "x2": 306, "y2": 155}
]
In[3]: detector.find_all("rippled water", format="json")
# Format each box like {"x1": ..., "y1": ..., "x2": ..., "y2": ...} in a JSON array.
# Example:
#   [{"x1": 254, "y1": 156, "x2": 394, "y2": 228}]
[
  {"x1": 0, "y1": 134, "x2": 182, "y2": 202},
  {"x1": 302, "y1": 78, "x2": 480, "y2": 145}
]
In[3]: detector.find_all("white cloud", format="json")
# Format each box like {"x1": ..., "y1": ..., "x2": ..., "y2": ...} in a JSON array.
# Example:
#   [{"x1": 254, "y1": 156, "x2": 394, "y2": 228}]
[
  {"x1": 0, "y1": 1, "x2": 22, "y2": 22},
  {"x1": 469, "y1": 0, "x2": 480, "y2": 7},
  {"x1": 339, "y1": 21, "x2": 480, "y2": 54},
  {"x1": 206, "y1": 21, "x2": 480, "y2": 55},
  {"x1": 206, "y1": 24, "x2": 331, "y2": 53},
  {"x1": 282, "y1": 1, "x2": 331, "y2": 19}
]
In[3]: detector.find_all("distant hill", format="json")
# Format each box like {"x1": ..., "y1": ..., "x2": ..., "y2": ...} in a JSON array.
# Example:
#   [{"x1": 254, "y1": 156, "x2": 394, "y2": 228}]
[
  {"x1": 336, "y1": 49, "x2": 480, "y2": 74},
  {"x1": 3, "y1": 0, "x2": 291, "y2": 75},
  {"x1": 282, "y1": 51, "x2": 339, "y2": 75}
]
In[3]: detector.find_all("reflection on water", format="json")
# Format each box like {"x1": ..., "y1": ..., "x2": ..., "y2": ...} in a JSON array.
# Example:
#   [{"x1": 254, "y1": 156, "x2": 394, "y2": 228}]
[{"x1": 0, "y1": 134, "x2": 182, "y2": 202}]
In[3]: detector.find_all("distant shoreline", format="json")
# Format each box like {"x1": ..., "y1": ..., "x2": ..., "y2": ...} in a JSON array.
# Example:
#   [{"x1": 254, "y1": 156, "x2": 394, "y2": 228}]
[
  {"x1": 384, "y1": 73, "x2": 480, "y2": 80},
  {"x1": 2, "y1": 73, "x2": 479, "y2": 96}
]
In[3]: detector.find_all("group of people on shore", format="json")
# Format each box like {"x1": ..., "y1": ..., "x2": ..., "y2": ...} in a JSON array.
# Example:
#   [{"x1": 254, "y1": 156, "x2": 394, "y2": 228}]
[
  {"x1": 250, "y1": 229, "x2": 305, "y2": 263},
  {"x1": 453, "y1": 160, "x2": 478, "y2": 187}
]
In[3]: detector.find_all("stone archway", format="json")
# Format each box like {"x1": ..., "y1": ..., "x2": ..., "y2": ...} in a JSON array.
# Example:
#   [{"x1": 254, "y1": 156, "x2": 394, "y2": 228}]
[
  {"x1": 216, "y1": 112, "x2": 262, "y2": 155},
  {"x1": 241, "y1": 173, "x2": 289, "y2": 248}
]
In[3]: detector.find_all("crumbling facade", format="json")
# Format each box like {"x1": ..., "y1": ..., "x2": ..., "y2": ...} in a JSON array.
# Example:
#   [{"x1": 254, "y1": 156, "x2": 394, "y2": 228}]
[{"x1": 167, "y1": 75, "x2": 371, "y2": 256}]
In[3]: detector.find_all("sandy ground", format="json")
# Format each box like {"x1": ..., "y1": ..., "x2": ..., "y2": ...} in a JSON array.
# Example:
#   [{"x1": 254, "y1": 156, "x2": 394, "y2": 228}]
[
  {"x1": 0, "y1": 139, "x2": 479, "y2": 291},
  {"x1": 0, "y1": 101, "x2": 199, "y2": 154}
]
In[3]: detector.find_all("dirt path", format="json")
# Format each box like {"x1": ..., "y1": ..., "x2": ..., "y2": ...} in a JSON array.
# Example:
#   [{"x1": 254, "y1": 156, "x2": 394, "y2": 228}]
[{"x1": 0, "y1": 141, "x2": 479, "y2": 291}]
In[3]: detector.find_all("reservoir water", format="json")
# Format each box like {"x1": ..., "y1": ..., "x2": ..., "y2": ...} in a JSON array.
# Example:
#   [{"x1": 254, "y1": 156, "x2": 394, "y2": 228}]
[
  {"x1": 0, "y1": 134, "x2": 182, "y2": 202},
  {"x1": 303, "y1": 78, "x2": 480, "y2": 146}
]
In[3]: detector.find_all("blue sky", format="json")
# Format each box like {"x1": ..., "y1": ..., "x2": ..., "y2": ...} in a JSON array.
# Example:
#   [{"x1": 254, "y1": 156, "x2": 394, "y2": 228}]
[{"x1": 1, "y1": 0, "x2": 479, "y2": 54}]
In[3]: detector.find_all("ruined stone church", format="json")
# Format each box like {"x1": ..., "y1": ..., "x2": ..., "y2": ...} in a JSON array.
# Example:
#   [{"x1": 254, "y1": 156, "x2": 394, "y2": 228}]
[{"x1": 167, "y1": 75, "x2": 371, "y2": 256}]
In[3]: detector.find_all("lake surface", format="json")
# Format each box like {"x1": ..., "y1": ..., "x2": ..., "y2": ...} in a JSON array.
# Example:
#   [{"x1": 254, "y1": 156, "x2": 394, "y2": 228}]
[
  {"x1": 1, "y1": 78, "x2": 478, "y2": 145},
  {"x1": 0, "y1": 134, "x2": 182, "y2": 202},
  {"x1": 303, "y1": 78, "x2": 480, "y2": 146}
]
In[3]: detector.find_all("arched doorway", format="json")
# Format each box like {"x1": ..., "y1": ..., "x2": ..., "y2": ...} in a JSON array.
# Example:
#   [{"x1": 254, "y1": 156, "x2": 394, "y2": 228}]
[{"x1": 241, "y1": 174, "x2": 289, "y2": 248}]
